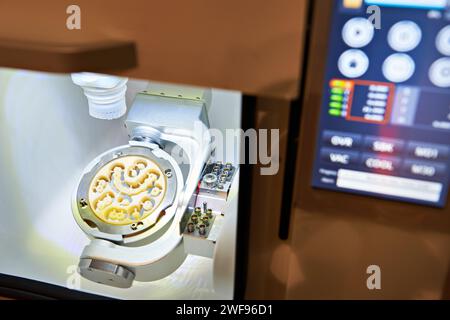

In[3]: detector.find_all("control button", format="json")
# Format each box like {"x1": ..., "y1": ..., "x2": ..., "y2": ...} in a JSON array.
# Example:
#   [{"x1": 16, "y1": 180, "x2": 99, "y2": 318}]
[
  {"x1": 382, "y1": 53, "x2": 415, "y2": 83},
  {"x1": 362, "y1": 153, "x2": 401, "y2": 172},
  {"x1": 364, "y1": 136, "x2": 404, "y2": 154},
  {"x1": 338, "y1": 49, "x2": 369, "y2": 78},
  {"x1": 342, "y1": 18, "x2": 375, "y2": 48},
  {"x1": 388, "y1": 21, "x2": 422, "y2": 52},
  {"x1": 403, "y1": 160, "x2": 447, "y2": 179},
  {"x1": 322, "y1": 130, "x2": 362, "y2": 149},
  {"x1": 336, "y1": 169, "x2": 442, "y2": 203},
  {"x1": 429, "y1": 57, "x2": 450, "y2": 88},
  {"x1": 436, "y1": 25, "x2": 450, "y2": 56},
  {"x1": 407, "y1": 141, "x2": 449, "y2": 161},
  {"x1": 321, "y1": 148, "x2": 360, "y2": 166}
]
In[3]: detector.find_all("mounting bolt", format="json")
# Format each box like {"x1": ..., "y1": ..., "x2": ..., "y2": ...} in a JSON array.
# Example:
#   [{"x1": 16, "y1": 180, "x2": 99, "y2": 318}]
[
  {"x1": 165, "y1": 169, "x2": 172, "y2": 178},
  {"x1": 187, "y1": 223, "x2": 195, "y2": 233},
  {"x1": 79, "y1": 198, "x2": 88, "y2": 209},
  {"x1": 130, "y1": 221, "x2": 143, "y2": 230},
  {"x1": 203, "y1": 173, "x2": 218, "y2": 187},
  {"x1": 199, "y1": 224, "x2": 206, "y2": 236}
]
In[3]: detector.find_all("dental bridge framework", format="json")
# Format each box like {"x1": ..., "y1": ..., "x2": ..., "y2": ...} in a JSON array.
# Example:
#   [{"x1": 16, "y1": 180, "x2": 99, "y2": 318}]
[
  {"x1": 71, "y1": 86, "x2": 237, "y2": 289},
  {"x1": 89, "y1": 155, "x2": 166, "y2": 226}
]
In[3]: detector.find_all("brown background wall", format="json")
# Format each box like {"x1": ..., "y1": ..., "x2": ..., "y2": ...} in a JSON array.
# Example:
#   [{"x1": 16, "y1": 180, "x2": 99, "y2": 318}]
[
  {"x1": 0, "y1": 0, "x2": 309, "y2": 99},
  {"x1": 245, "y1": 98, "x2": 292, "y2": 299},
  {"x1": 246, "y1": 0, "x2": 450, "y2": 300}
]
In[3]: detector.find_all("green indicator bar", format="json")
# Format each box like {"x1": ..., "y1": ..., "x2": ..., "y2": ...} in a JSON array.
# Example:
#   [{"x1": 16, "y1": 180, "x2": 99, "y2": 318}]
[
  {"x1": 330, "y1": 94, "x2": 343, "y2": 102},
  {"x1": 329, "y1": 109, "x2": 341, "y2": 116},
  {"x1": 331, "y1": 88, "x2": 344, "y2": 95},
  {"x1": 329, "y1": 101, "x2": 342, "y2": 109}
]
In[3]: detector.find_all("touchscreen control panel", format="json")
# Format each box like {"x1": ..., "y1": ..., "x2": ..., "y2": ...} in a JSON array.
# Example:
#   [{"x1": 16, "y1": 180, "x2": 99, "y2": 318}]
[{"x1": 312, "y1": 0, "x2": 450, "y2": 207}]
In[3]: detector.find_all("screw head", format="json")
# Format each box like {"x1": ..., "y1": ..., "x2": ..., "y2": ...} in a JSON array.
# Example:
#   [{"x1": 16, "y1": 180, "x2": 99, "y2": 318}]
[
  {"x1": 79, "y1": 198, "x2": 88, "y2": 209},
  {"x1": 130, "y1": 221, "x2": 143, "y2": 230},
  {"x1": 187, "y1": 223, "x2": 195, "y2": 233},
  {"x1": 165, "y1": 169, "x2": 172, "y2": 178}
]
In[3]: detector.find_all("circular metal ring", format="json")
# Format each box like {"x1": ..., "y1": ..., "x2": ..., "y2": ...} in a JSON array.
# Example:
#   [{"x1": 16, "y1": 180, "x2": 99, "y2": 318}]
[{"x1": 74, "y1": 145, "x2": 178, "y2": 239}]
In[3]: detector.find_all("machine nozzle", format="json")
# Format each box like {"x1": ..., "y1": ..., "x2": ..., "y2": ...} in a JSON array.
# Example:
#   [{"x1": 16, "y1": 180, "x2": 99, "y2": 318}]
[{"x1": 71, "y1": 72, "x2": 128, "y2": 120}]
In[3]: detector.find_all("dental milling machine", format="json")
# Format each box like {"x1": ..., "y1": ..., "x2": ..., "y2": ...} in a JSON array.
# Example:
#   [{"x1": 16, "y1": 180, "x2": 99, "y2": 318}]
[{"x1": 71, "y1": 75, "x2": 238, "y2": 289}]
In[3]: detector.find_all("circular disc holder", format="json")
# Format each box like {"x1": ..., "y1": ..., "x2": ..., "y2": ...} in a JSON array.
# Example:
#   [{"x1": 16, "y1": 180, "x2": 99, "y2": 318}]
[
  {"x1": 72, "y1": 88, "x2": 212, "y2": 288},
  {"x1": 74, "y1": 145, "x2": 178, "y2": 241}
]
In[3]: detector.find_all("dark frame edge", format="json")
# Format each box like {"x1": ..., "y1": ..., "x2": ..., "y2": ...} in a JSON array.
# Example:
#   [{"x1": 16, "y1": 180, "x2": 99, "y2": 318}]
[
  {"x1": 233, "y1": 95, "x2": 257, "y2": 300},
  {"x1": 278, "y1": 0, "x2": 316, "y2": 240},
  {"x1": 0, "y1": 273, "x2": 109, "y2": 300}
]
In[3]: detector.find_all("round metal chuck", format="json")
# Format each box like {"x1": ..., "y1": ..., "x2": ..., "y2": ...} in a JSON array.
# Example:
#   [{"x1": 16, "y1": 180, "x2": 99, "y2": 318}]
[{"x1": 79, "y1": 258, "x2": 135, "y2": 288}]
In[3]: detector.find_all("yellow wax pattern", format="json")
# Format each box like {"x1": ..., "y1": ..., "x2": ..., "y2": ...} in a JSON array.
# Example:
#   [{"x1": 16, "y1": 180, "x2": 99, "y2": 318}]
[{"x1": 88, "y1": 155, "x2": 167, "y2": 225}]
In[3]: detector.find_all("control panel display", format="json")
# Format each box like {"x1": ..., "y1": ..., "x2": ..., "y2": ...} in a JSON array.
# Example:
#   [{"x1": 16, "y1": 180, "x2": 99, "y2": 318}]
[{"x1": 312, "y1": 0, "x2": 450, "y2": 207}]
